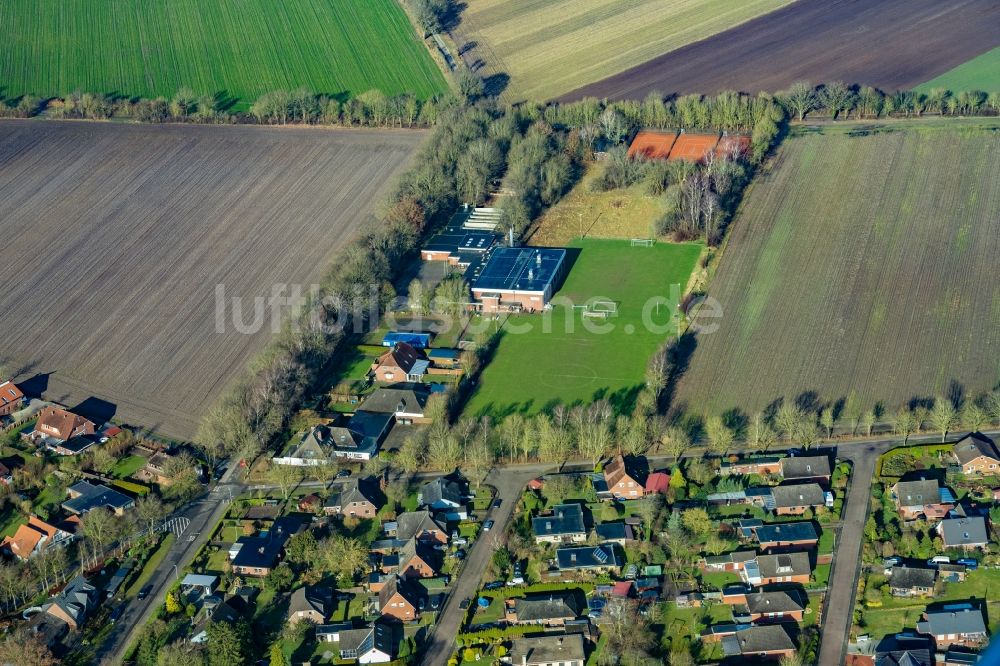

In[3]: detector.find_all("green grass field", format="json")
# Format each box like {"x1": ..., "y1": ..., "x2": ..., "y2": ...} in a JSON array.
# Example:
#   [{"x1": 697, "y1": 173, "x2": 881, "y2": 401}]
[
  {"x1": 454, "y1": 0, "x2": 792, "y2": 100},
  {"x1": 464, "y1": 239, "x2": 702, "y2": 418},
  {"x1": 917, "y1": 47, "x2": 1000, "y2": 93},
  {"x1": 675, "y1": 119, "x2": 1000, "y2": 417},
  {"x1": 0, "y1": 0, "x2": 447, "y2": 104}
]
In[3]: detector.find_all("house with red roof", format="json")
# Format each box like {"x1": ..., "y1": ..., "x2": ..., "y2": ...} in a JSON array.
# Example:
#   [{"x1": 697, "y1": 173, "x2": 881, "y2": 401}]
[{"x1": 0, "y1": 381, "x2": 25, "y2": 417}]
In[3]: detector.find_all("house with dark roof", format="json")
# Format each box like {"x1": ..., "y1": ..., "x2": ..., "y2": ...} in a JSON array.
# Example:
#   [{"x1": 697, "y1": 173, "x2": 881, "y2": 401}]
[
  {"x1": 781, "y1": 455, "x2": 832, "y2": 483},
  {"x1": 937, "y1": 516, "x2": 990, "y2": 550},
  {"x1": 50, "y1": 434, "x2": 100, "y2": 456},
  {"x1": 0, "y1": 381, "x2": 24, "y2": 417},
  {"x1": 397, "y1": 538, "x2": 439, "y2": 579},
  {"x1": 507, "y1": 592, "x2": 581, "y2": 626},
  {"x1": 942, "y1": 648, "x2": 980, "y2": 666},
  {"x1": 395, "y1": 511, "x2": 448, "y2": 545},
  {"x1": 892, "y1": 479, "x2": 955, "y2": 521},
  {"x1": 378, "y1": 576, "x2": 423, "y2": 622},
  {"x1": 744, "y1": 552, "x2": 812, "y2": 585},
  {"x1": 889, "y1": 566, "x2": 937, "y2": 597},
  {"x1": 288, "y1": 585, "x2": 331, "y2": 625},
  {"x1": 720, "y1": 624, "x2": 796, "y2": 660},
  {"x1": 509, "y1": 633, "x2": 586, "y2": 666},
  {"x1": 43, "y1": 575, "x2": 97, "y2": 631},
  {"x1": 556, "y1": 545, "x2": 621, "y2": 573},
  {"x1": 771, "y1": 483, "x2": 826, "y2": 515},
  {"x1": 231, "y1": 516, "x2": 305, "y2": 577},
  {"x1": 316, "y1": 622, "x2": 394, "y2": 663},
  {"x1": 371, "y1": 342, "x2": 428, "y2": 384},
  {"x1": 753, "y1": 522, "x2": 819, "y2": 550},
  {"x1": 952, "y1": 432, "x2": 1000, "y2": 476},
  {"x1": 419, "y1": 476, "x2": 465, "y2": 512},
  {"x1": 189, "y1": 597, "x2": 248, "y2": 644},
  {"x1": 916, "y1": 604, "x2": 988, "y2": 648},
  {"x1": 603, "y1": 455, "x2": 647, "y2": 500},
  {"x1": 358, "y1": 387, "x2": 430, "y2": 425},
  {"x1": 532, "y1": 503, "x2": 586, "y2": 544},
  {"x1": 63, "y1": 481, "x2": 134, "y2": 515},
  {"x1": 740, "y1": 590, "x2": 805, "y2": 622},
  {"x1": 325, "y1": 478, "x2": 381, "y2": 519},
  {"x1": 594, "y1": 522, "x2": 634, "y2": 545}
]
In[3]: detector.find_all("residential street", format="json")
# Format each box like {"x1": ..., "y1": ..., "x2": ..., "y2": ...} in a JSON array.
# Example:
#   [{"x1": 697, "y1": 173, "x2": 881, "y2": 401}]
[
  {"x1": 420, "y1": 465, "x2": 551, "y2": 666},
  {"x1": 96, "y1": 468, "x2": 243, "y2": 665}
]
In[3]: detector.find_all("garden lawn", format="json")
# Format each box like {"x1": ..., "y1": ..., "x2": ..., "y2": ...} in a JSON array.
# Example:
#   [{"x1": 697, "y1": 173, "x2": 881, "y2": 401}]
[
  {"x1": 917, "y1": 47, "x2": 1000, "y2": 94},
  {"x1": 113, "y1": 455, "x2": 147, "y2": 479},
  {"x1": 0, "y1": 0, "x2": 447, "y2": 105},
  {"x1": 465, "y1": 239, "x2": 702, "y2": 418}
]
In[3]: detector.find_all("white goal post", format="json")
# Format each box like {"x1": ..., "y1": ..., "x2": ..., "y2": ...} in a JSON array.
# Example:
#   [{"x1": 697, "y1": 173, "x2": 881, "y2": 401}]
[
  {"x1": 630, "y1": 238, "x2": 655, "y2": 247},
  {"x1": 590, "y1": 300, "x2": 618, "y2": 314}
]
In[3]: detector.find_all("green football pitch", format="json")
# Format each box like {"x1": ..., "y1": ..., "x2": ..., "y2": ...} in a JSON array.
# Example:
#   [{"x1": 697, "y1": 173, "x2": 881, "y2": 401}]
[
  {"x1": 0, "y1": 0, "x2": 448, "y2": 105},
  {"x1": 464, "y1": 239, "x2": 703, "y2": 418}
]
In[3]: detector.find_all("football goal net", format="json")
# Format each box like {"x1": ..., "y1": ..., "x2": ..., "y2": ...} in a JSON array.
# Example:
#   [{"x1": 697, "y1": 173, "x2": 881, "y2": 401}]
[
  {"x1": 590, "y1": 300, "x2": 618, "y2": 315},
  {"x1": 630, "y1": 238, "x2": 655, "y2": 247}
]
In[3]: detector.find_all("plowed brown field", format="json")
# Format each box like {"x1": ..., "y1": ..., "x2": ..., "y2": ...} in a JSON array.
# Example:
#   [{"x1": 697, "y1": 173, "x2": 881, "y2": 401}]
[
  {"x1": 0, "y1": 121, "x2": 425, "y2": 439},
  {"x1": 674, "y1": 119, "x2": 1000, "y2": 417},
  {"x1": 561, "y1": 0, "x2": 1000, "y2": 101}
]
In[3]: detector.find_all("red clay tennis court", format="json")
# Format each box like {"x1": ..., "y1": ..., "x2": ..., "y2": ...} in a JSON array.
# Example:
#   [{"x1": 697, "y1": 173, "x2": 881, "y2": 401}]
[
  {"x1": 715, "y1": 134, "x2": 752, "y2": 160},
  {"x1": 627, "y1": 130, "x2": 677, "y2": 160},
  {"x1": 668, "y1": 132, "x2": 720, "y2": 163}
]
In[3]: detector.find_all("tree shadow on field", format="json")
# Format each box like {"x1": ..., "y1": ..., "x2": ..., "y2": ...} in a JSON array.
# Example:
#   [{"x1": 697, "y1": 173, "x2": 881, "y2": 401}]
[
  {"x1": 212, "y1": 90, "x2": 239, "y2": 112},
  {"x1": 602, "y1": 384, "x2": 642, "y2": 416},
  {"x1": 794, "y1": 391, "x2": 821, "y2": 414},
  {"x1": 441, "y1": 1, "x2": 468, "y2": 31},
  {"x1": 71, "y1": 396, "x2": 117, "y2": 425},
  {"x1": 483, "y1": 73, "x2": 509, "y2": 99},
  {"x1": 660, "y1": 331, "x2": 697, "y2": 415},
  {"x1": 947, "y1": 380, "x2": 965, "y2": 409}
]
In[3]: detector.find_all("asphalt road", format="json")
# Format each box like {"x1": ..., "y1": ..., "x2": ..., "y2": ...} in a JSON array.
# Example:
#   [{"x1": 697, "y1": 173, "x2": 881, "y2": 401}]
[
  {"x1": 815, "y1": 429, "x2": 1000, "y2": 665},
  {"x1": 96, "y1": 468, "x2": 244, "y2": 665},
  {"x1": 420, "y1": 465, "x2": 552, "y2": 666}
]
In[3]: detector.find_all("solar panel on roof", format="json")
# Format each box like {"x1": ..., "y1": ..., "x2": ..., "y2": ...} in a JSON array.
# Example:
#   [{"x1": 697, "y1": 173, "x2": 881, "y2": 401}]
[{"x1": 593, "y1": 547, "x2": 609, "y2": 563}]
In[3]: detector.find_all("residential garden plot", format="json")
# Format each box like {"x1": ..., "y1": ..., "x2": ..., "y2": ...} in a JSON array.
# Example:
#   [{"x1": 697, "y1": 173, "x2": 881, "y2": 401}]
[
  {"x1": 453, "y1": 0, "x2": 793, "y2": 101},
  {"x1": 674, "y1": 120, "x2": 1000, "y2": 417},
  {"x1": 464, "y1": 239, "x2": 701, "y2": 418},
  {"x1": 0, "y1": 0, "x2": 447, "y2": 105},
  {"x1": 0, "y1": 121, "x2": 425, "y2": 439},
  {"x1": 917, "y1": 47, "x2": 1000, "y2": 94}
]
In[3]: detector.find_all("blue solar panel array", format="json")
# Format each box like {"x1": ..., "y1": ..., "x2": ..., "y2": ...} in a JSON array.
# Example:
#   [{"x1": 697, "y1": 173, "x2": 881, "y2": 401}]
[{"x1": 473, "y1": 247, "x2": 566, "y2": 293}]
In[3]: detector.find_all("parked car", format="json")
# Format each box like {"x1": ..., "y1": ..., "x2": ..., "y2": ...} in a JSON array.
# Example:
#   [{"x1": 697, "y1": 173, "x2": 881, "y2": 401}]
[
  {"x1": 484, "y1": 581, "x2": 505, "y2": 591},
  {"x1": 337, "y1": 469, "x2": 351, "y2": 478},
  {"x1": 453, "y1": 537, "x2": 468, "y2": 546},
  {"x1": 459, "y1": 598, "x2": 471, "y2": 610},
  {"x1": 454, "y1": 549, "x2": 466, "y2": 560},
  {"x1": 957, "y1": 558, "x2": 979, "y2": 570},
  {"x1": 137, "y1": 585, "x2": 154, "y2": 601},
  {"x1": 882, "y1": 557, "x2": 902, "y2": 569},
  {"x1": 430, "y1": 593, "x2": 444, "y2": 610},
  {"x1": 928, "y1": 556, "x2": 951, "y2": 565},
  {"x1": 109, "y1": 605, "x2": 125, "y2": 624},
  {"x1": 492, "y1": 498, "x2": 502, "y2": 509},
  {"x1": 483, "y1": 520, "x2": 494, "y2": 531}
]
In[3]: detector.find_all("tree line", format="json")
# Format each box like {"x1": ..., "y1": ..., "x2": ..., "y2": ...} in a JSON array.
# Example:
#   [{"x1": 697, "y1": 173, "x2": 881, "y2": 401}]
[{"x1": 778, "y1": 80, "x2": 1000, "y2": 121}]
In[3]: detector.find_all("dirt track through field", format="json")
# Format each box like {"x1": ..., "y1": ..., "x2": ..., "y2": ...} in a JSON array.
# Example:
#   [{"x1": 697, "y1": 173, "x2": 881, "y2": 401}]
[
  {"x1": 0, "y1": 121, "x2": 425, "y2": 439},
  {"x1": 559, "y1": 0, "x2": 1000, "y2": 101}
]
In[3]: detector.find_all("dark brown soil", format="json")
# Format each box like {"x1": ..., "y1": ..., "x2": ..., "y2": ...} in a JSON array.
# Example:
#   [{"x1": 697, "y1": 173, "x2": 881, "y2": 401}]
[{"x1": 558, "y1": 0, "x2": 1000, "y2": 101}]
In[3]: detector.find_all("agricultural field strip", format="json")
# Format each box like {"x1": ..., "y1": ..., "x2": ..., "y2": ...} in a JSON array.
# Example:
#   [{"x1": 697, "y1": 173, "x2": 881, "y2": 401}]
[
  {"x1": 561, "y1": 0, "x2": 1000, "y2": 101},
  {"x1": 0, "y1": 0, "x2": 446, "y2": 103},
  {"x1": 675, "y1": 124, "x2": 1000, "y2": 415},
  {"x1": 455, "y1": 0, "x2": 792, "y2": 100},
  {"x1": 0, "y1": 121, "x2": 425, "y2": 439}
]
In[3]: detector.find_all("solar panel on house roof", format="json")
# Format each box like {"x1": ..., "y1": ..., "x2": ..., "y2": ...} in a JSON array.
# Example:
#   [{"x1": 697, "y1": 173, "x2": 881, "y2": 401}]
[{"x1": 473, "y1": 247, "x2": 566, "y2": 294}]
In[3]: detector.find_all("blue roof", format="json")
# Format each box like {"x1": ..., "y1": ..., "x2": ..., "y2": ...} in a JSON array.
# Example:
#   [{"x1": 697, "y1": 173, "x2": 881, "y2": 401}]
[
  {"x1": 427, "y1": 348, "x2": 461, "y2": 360},
  {"x1": 940, "y1": 487, "x2": 957, "y2": 503},
  {"x1": 753, "y1": 521, "x2": 818, "y2": 544},
  {"x1": 473, "y1": 247, "x2": 566, "y2": 294},
  {"x1": 382, "y1": 332, "x2": 431, "y2": 349}
]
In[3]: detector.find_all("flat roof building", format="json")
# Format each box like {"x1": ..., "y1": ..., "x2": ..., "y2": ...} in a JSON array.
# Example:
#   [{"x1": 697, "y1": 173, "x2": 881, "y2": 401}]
[{"x1": 471, "y1": 247, "x2": 567, "y2": 313}]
